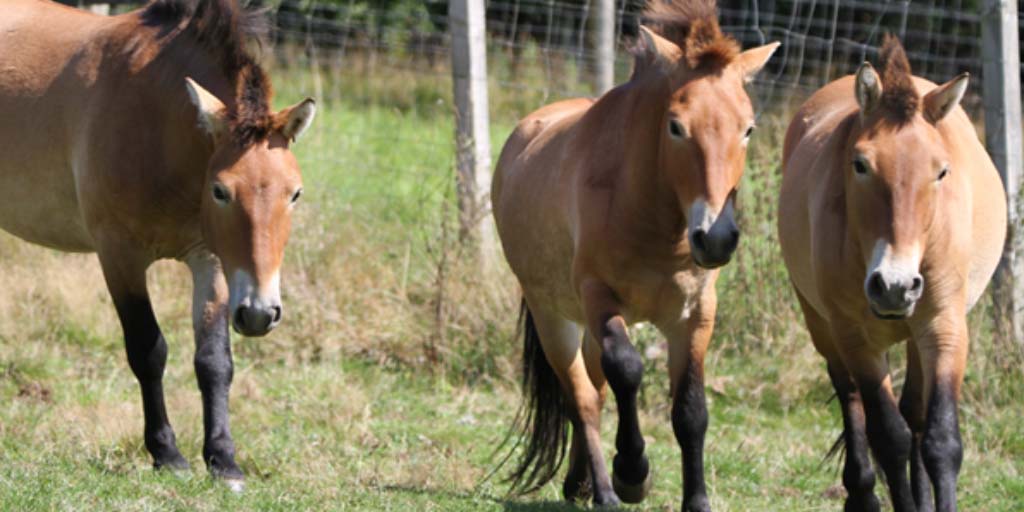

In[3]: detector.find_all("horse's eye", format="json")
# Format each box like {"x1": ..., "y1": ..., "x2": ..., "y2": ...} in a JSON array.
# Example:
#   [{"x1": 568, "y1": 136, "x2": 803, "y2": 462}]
[
  {"x1": 668, "y1": 119, "x2": 684, "y2": 138},
  {"x1": 212, "y1": 183, "x2": 231, "y2": 204},
  {"x1": 852, "y1": 159, "x2": 869, "y2": 175},
  {"x1": 937, "y1": 165, "x2": 950, "y2": 181},
  {"x1": 744, "y1": 125, "x2": 755, "y2": 139},
  {"x1": 290, "y1": 188, "x2": 303, "y2": 204}
]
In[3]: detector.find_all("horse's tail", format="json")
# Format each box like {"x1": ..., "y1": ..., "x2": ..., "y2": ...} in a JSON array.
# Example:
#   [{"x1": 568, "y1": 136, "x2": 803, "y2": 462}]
[
  {"x1": 500, "y1": 300, "x2": 570, "y2": 494},
  {"x1": 821, "y1": 392, "x2": 845, "y2": 472}
]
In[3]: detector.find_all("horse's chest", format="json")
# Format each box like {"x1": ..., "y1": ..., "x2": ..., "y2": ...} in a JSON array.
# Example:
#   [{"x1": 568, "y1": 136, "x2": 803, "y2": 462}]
[{"x1": 612, "y1": 265, "x2": 708, "y2": 324}]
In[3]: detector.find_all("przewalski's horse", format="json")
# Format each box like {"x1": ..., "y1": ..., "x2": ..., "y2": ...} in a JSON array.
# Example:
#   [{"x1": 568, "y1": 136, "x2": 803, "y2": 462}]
[
  {"x1": 779, "y1": 35, "x2": 1006, "y2": 511},
  {"x1": 0, "y1": 0, "x2": 316, "y2": 488},
  {"x1": 492, "y1": 1, "x2": 778, "y2": 508}
]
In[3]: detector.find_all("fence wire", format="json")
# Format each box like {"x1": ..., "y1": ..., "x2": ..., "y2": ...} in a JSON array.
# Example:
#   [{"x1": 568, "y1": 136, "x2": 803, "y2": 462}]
[{"x1": 264, "y1": 0, "x2": 1020, "y2": 113}]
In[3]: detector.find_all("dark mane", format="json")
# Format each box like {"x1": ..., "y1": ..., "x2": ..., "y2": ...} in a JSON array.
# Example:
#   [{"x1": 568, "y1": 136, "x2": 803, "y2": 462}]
[
  {"x1": 642, "y1": 0, "x2": 739, "y2": 71},
  {"x1": 142, "y1": 0, "x2": 273, "y2": 146},
  {"x1": 878, "y1": 34, "x2": 919, "y2": 124}
]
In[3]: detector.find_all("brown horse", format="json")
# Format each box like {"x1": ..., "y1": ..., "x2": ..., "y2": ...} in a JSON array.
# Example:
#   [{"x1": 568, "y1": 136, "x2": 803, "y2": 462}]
[
  {"x1": 779, "y1": 36, "x2": 1006, "y2": 512},
  {"x1": 492, "y1": 1, "x2": 778, "y2": 508},
  {"x1": 0, "y1": 0, "x2": 315, "y2": 488}
]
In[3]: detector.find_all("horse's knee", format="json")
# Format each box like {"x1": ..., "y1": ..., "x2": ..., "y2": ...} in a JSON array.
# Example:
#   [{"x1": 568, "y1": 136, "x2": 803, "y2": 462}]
[
  {"x1": 672, "y1": 360, "x2": 708, "y2": 442},
  {"x1": 194, "y1": 341, "x2": 233, "y2": 392},
  {"x1": 921, "y1": 387, "x2": 963, "y2": 477},
  {"x1": 599, "y1": 322, "x2": 643, "y2": 395}
]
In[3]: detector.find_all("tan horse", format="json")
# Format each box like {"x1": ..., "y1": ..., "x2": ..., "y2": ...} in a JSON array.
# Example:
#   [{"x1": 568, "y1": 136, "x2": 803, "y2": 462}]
[
  {"x1": 492, "y1": 1, "x2": 778, "y2": 508},
  {"x1": 0, "y1": 0, "x2": 315, "y2": 487},
  {"x1": 779, "y1": 35, "x2": 1005, "y2": 512}
]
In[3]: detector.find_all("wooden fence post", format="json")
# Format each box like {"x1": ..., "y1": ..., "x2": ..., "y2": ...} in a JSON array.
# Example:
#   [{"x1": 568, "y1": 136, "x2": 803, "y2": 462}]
[
  {"x1": 450, "y1": 0, "x2": 494, "y2": 264},
  {"x1": 591, "y1": 0, "x2": 615, "y2": 94},
  {"x1": 981, "y1": 0, "x2": 1024, "y2": 345}
]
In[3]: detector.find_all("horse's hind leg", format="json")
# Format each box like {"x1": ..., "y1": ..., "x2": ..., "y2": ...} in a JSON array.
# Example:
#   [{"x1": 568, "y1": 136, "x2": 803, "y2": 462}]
[
  {"x1": 900, "y1": 339, "x2": 934, "y2": 512},
  {"x1": 795, "y1": 292, "x2": 880, "y2": 512},
  {"x1": 187, "y1": 251, "x2": 243, "y2": 487},
  {"x1": 97, "y1": 247, "x2": 188, "y2": 471},
  {"x1": 527, "y1": 301, "x2": 618, "y2": 506}
]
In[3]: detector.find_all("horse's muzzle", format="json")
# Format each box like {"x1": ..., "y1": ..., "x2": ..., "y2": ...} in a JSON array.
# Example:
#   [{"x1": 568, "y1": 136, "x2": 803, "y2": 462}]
[
  {"x1": 690, "y1": 223, "x2": 740, "y2": 269},
  {"x1": 232, "y1": 303, "x2": 283, "y2": 336},
  {"x1": 865, "y1": 270, "x2": 923, "y2": 320}
]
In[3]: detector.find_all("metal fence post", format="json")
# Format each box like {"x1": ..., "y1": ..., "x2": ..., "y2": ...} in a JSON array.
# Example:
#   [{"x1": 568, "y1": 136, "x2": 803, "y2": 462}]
[
  {"x1": 591, "y1": 0, "x2": 615, "y2": 94},
  {"x1": 450, "y1": 0, "x2": 494, "y2": 264},
  {"x1": 981, "y1": 0, "x2": 1024, "y2": 345}
]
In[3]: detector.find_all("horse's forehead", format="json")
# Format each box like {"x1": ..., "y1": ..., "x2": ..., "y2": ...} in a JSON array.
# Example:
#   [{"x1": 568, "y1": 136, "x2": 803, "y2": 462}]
[
  {"x1": 862, "y1": 119, "x2": 946, "y2": 170},
  {"x1": 675, "y1": 73, "x2": 750, "y2": 116},
  {"x1": 221, "y1": 141, "x2": 301, "y2": 185}
]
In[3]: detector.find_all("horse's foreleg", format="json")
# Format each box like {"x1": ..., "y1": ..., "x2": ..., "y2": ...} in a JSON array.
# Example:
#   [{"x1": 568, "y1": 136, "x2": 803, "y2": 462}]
[
  {"x1": 98, "y1": 248, "x2": 187, "y2": 471},
  {"x1": 580, "y1": 279, "x2": 650, "y2": 504},
  {"x1": 658, "y1": 287, "x2": 716, "y2": 512},
  {"x1": 187, "y1": 252, "x2": 243, "y2": 487},
  {"x1": 914, "y1": 315, "x2": 968, "y2": 512},
  {"x1": 841, "y1": 343, "x2": 915, "y2": 512}
]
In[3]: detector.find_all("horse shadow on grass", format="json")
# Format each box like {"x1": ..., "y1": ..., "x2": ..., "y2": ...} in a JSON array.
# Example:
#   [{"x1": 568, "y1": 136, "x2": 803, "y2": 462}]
[{"x1": 377, "y1": 484, "x2": 588, "y2": 511}]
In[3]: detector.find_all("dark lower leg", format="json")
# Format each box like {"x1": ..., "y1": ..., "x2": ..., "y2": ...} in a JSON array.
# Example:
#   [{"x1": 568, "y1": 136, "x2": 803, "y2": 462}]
[
  {"x1": 562, "y1": 417, "x2": 592, "y2": 502},
  {"x1": 598, "y1": 318, "x2": 649, "y2": 498},
  {"x1": 827, "y1": 364, "x2": 880, "y2": 512},
  {"x1": 861, "y1": 381, "x2": 915, "y2": 512},
  {"x1": 673, "y1": 357, "x2": 709, "y2": 512},
  {"x1": 921, "y1": 384, "x2": 962, "y2": 512},
  {"x1": 899, "y1": 371, "x2": 933, "y2": 512},
  {"x1": 194, "y1": 304, "x2": 241, "y2": 479},
  {"x1": 115, "y1": 294, "x2": 187, "y2": 470}
]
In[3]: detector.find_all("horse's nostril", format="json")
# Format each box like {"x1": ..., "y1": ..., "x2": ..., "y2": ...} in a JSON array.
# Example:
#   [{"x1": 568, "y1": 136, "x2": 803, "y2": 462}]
[
  {"x1": 867, "y1": 272, "x2": 886, "y2": 298},
  {"x1": 910, "y1": 276, "x2": 924, "y2": 293},
  {"x1": 692, "y1": 229, "x2": 707, "y2": 251},
  {"x1": 271, "y1": 305, "x2": 282, "y2": 323},
  {"x1": 233, "y1": 307, "x2": 247, "y2": 330}
]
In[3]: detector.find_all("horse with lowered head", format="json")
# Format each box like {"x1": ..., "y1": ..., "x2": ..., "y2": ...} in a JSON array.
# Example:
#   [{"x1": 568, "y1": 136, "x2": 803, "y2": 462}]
[
  {"x1": 492, "y1": 0, "x2": 779, "y2": 508},
  {"x1": 0, "y1": 0, "x2": 316, "y2": 488},
  {"x1": 779, "y1": 35, "x2": 1006, "y2": 511}
]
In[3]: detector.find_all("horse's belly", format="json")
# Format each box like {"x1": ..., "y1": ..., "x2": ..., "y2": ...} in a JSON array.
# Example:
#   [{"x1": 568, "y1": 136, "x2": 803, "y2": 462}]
[{"x1": 0, "y1": 165, "x2": 93, "y2": 252}]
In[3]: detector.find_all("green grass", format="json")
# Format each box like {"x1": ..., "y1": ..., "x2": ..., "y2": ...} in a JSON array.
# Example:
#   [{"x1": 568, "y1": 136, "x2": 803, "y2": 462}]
[{"x1": 1, "y1": 53, "x2": 1023, "y2": 510}]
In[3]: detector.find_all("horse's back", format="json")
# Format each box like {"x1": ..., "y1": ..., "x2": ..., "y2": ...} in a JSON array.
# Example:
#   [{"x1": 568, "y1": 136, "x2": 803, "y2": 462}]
[
  {"x1": 493, "y1": 98, "x2": 594, "y2": 321},
  {"x1": 0, "y1": 1, "x2": 115, "y2": 251}
]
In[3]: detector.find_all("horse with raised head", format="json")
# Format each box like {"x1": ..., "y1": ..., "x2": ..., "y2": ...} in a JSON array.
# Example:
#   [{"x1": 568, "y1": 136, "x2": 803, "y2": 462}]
[
  {"x1": 0, "y1": 0, "x2": 316, "y2": 488},
  {"x1": 492, "y1": 1, "x2": 778, "y2": 508},
  {"x1": 779, "y1": 35, "x2": 1006, "y2": 511}
]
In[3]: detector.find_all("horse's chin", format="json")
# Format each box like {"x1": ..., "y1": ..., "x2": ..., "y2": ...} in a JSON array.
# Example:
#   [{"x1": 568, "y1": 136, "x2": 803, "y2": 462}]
[{"x1": 869, "y1": 303, "x2": 915, "y2": 320}]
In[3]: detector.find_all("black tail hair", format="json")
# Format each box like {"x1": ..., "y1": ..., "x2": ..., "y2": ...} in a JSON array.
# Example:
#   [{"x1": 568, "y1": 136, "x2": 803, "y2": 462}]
[{"x1": 490, "y1": 300, "x2": 570, "y2": 495}]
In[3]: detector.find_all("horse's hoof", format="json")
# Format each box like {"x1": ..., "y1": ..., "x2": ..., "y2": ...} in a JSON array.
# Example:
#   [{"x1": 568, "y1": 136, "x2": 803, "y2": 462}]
[
  {"x1": 683, "y1": 494, "x2": 711, "y2": 512},
  {"x1": 154, "y1": 454, "x2": 190, "y2": 472},
  {"x1": 223, "y1": 478, "x2": 245, "y2": 493},
  {"x1": 593, "y1": 492, "x2": 622, "y2": 508},
  {"x1": 612, "y1": 470, "x2": 652, "y2": 504},
  {"x1": 845, "y1": 494, "x2": 880, "y2": 512}
]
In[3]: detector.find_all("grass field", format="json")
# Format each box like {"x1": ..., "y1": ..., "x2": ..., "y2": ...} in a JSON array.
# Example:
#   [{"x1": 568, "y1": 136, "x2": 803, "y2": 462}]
[{"x1": 1, "y1": 53, "x2": 1022, "y2": 510}]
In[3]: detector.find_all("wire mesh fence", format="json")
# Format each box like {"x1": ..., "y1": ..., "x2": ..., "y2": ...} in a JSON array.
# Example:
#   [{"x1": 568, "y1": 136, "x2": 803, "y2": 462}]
[{"x1": 263, "y1": 1, "x2": 1021, "y2": 112}]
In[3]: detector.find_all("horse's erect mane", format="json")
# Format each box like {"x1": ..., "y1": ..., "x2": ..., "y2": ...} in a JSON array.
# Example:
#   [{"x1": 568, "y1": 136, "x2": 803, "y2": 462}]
[
  {"x1": 642, "y1": 0, "x2": 739, "y2": 71},
  {"x1": 141, "y1": 0, "x2": 273, "y2": 146},
  {"x1": 878, "y1": 34, "x2": 919, "y2": 124}
]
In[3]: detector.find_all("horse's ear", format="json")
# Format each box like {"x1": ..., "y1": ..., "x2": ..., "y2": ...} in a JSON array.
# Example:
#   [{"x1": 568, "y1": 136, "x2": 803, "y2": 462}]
[
  {"x1": 855, "y1": 62, "x2": 883, "y2": 118},
  {"x1": 185, "y1": 77, "x2": 227, "y2": 142},
  {"x1": 634, "y1": 25, "x2": 681, "y2": 73},
  {"x1": 923, "y1": 73, "x2": 969, "y2": 124},
  {"x1": 276, "y1": 98, "x2": 317, "y2": 143},
  {"x1": 733, "y1": 42, "x2": 780, "y2": 83}
]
